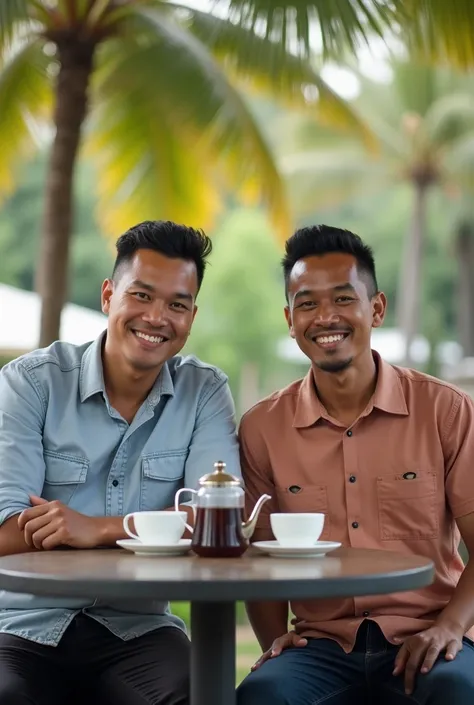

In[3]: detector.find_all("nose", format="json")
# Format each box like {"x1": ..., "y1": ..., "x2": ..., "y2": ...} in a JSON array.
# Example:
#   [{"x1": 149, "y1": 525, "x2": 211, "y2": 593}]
[
  {"x1": 142, "y1": 300, "x2": 167, "y2": 327},
  {"x1": 313, "y1": 301, "x2": 340, "y2": 325}
]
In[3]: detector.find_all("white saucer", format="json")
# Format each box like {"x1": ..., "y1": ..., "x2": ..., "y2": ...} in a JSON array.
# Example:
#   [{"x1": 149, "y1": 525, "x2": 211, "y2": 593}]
[
  {"x1": 253, "y1": 540, "x2": 341, "y2": 558},
  {"x1": 117, "y1": 539, "x2": 192, "y2": 556}
]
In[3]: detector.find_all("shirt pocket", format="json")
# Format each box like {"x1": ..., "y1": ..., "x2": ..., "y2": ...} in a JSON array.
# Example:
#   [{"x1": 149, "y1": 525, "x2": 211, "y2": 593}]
[
  {"x1": 140, "y1": 450, "x2": 188, "y2": 511},
  {"x1": 275, "y1": 485, "x2": 331, "y2": 540},
  {"x1": 42, "y1": 451, "x2": 89, "y2": 504},
  {"x1": 377, "y1": 472, "x2": 438, "y2": 540}
]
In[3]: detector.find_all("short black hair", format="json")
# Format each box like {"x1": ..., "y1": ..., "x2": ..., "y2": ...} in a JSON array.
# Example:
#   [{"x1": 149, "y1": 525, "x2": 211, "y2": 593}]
[
  {"x1": 112, "y1": 220, "x2": 212, "y2": 290},
  {"x1": 282, "y1": 225, "x2": 378, "y2": 300}
]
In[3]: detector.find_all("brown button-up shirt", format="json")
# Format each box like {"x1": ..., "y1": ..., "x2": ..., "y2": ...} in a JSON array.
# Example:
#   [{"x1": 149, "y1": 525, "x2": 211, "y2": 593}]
[{"x1": 239, "y1": 352, "x2": 474, "y2": 651}]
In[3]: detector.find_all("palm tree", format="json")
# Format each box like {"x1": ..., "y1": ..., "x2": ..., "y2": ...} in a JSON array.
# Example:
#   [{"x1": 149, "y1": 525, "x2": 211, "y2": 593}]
[
  {"x1": 279, "y1": 60, "x2": 474, "y2": 365},
  {"x1": 0, "y1": 1, "x2": 368, "y2": 347},
  {"x1": 222, "y1": 1, "x2": 474, "y2": 69}
]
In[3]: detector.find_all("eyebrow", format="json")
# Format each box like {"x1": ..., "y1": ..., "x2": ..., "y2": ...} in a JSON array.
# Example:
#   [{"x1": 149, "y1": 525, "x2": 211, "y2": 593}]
[
  {"x1": 293, "y1": 283, "x2": 356, "y2": 301},
  {"x1": 129, "y1": 280, "x2": 193, "y2": 301},
  {"x1": 333, "y1": 283, "x2": 357, "y2": 293},
  {"x1": 173, "y1": 292, "x2": 194, "y2": 302}
]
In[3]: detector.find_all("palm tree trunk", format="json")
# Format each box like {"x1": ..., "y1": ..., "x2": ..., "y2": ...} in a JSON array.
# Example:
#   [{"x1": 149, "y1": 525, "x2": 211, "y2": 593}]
[
  {"x1": 455, "y1": 220, "x2": 474, "y2": 357},
  {"x1": 396, "y1": 181, "x2": 428, "y2": 368},
  {"x1": 36, "y1": 40, "x2": 95, "y2": 348}
]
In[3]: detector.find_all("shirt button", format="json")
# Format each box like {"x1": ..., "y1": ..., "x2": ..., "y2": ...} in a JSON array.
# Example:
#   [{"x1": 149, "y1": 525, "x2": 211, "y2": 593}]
[
  {"x1": 352, "y1": 521, "x2": 359, "y2": 529},
  {"x1": 362, "y1": 611, "x2": 370, "y2": 617},
  {"x1": 347, "y1": 430, "x2": 353, "y2": 437},
  {"x1": 349, "y1": 475, "x2": 356, "y2": 483},
  {"x1": 112, "y1": 480, "x2": 119, "y2": 487}
]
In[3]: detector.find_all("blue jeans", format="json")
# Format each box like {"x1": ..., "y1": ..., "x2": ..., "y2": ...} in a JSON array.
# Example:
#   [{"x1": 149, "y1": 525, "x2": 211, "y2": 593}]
[{"x1": 236, "y1": 620, "x2": 474, "y2": 705}]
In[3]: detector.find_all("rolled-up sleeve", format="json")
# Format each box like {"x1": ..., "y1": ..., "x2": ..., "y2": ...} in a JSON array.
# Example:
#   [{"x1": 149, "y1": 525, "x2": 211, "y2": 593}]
[
  {"x1": 184, "y1": 378, "x2": 240, "y2": 488},
  {"x1": 0, "y1": 361, "x2": 46, "y2": 525},
  {"x1": 444, "y1": 392, "x2": 474, "y2": 519}
]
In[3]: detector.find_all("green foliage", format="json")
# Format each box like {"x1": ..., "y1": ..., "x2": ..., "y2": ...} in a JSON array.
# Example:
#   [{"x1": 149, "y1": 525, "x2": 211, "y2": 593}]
[
  {"x1": 0, "y1": 152, "x2": 113, "y2": 311},
  {"x1": 0, "y1": 0, "x2": 371, "y2": 246},
  {"x1": 0, "y1": 39, "x2": 53, "y2": 196},
  {"x1": 186, "y1": 208, "x2": 290, "y2": 409},
  {"x1": 170, "y1": 601, "x2": 248, "y2": 628},
  {"x1": 169, "y1": 601, "x2": 190, "y2": 626},
  {"x1": 221, "y1": 1, "x2": 474, "y2": 69},
  {"x1": 221, "y1": 0, "x2": 401, "y2": 60}
]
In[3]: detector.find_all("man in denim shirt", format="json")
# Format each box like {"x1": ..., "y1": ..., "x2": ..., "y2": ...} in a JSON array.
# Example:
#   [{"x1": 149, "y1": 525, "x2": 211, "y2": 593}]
[{"x1": 0, "y1": 220, "x2": 240, "y2": 705}]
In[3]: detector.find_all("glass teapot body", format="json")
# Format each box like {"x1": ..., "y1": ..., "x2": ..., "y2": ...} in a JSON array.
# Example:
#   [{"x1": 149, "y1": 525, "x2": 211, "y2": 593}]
[
  {"x1": 175, "y1": 461, "x2": 271, "y2": 558},
  {"x1": 192, "y1": 484, "x2": 247, "y2": 558}
]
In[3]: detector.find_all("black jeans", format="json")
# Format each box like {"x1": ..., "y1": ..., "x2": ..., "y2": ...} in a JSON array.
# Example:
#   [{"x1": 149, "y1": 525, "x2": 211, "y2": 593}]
[{"x1": 0, "y1": 613, "x2": 190, "y2": 705}]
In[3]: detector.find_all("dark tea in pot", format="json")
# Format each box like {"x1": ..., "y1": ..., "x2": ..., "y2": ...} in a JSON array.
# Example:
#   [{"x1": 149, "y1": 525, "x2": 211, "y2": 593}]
[{"x1": 191, "y1": 507, "x2": 248, "y2": 558}]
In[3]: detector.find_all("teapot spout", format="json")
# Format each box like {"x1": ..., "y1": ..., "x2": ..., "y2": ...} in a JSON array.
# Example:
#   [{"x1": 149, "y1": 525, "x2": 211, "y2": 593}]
[{"x1": 242, "y1": 494, "x2": 272, "y2": 540}]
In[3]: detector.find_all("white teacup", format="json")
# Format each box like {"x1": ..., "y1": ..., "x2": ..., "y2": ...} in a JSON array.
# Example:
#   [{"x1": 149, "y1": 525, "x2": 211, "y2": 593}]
[
  {"x1": 123, "y1": 511, "x2": 187, "y2": 545},
  {"x1": 270, "y1": 513, "x2": 325, "y2": 547}
]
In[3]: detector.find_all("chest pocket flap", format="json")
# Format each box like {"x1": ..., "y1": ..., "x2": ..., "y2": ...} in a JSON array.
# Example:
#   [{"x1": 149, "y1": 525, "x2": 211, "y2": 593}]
[
  {"x1": 43, "y1": 450, "x2": 89, "y2": 503},
  {"x1": 141, "y1": 450, "x2": 188, "y2": 510}
]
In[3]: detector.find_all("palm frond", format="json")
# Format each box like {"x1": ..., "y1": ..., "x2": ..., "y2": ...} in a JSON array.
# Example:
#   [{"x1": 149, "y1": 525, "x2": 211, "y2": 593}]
[
  {"x1": 392, "y1": 61, "x2": 439, "y2": 117},
  {"x1": 358, "y1": 110, "x2": 408, "y2": 158},
  {"x1": 444, "y1": 133, "x2": 474, "y2": 179},
  {"x1": 86, "y1": 6, "x2": 291, "y2": 240},
  {"x1": 424, "y1": 93, "x2": 474, "y2": 146},
  {"x1": 405, "y1": 0, "x2": 474, "y2": 69},
  {"x1": 0, "y1": 0, "x2": 33, "y2": 50},
  {"x1": 211, "y1": 0, "x2": 402, "y2": 59},
  {"x1": 0, "y1": 38, "x2": 53, "y2": 198},
  {"x1": 282, "y1": 147, "x2": 391, "y2": 217},
  {"x1": 168, "y1": 3, "x2": 375, "y2": 150}
]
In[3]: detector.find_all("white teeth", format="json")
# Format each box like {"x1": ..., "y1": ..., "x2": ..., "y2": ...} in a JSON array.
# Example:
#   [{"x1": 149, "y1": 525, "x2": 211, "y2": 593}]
[
  {"x1": 135, "y1": 331, "x2": 164, "y2": 344},
  {"x1": 316, "y1": 334, "x2": 345, "y2": 344}
]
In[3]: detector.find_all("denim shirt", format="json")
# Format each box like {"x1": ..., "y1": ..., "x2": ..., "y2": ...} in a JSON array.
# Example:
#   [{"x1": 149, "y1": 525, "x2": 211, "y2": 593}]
[{"x1": 0, "y1": 333, "x2": 240, "y2": 645}]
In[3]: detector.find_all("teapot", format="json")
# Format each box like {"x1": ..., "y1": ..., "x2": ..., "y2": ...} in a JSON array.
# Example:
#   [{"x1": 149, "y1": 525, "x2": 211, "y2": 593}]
[{"x1": 174, "y1": 461, "x2": 271, "y2": 557}]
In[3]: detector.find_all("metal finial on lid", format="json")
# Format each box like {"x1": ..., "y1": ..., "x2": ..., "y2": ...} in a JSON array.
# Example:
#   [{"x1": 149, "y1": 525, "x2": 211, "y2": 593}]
[{"x1": 199, "y1": 460, "x2": 241, "y2": 487}]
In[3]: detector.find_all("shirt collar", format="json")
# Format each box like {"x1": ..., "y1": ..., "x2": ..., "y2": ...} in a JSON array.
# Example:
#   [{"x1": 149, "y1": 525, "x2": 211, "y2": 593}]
[
  {"x1": 293, "y1": 350, "x2": 408, "y2": 429},
  {"x1": 79, "y1": 331, "x2": 175, "y2": 407}
]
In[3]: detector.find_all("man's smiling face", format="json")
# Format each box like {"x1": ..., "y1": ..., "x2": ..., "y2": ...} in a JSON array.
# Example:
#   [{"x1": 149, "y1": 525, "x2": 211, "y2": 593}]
[
  {"x1": 101, "y1": 248, "x2": 198, "y2": 373},
  {"x1": 285, "y1": 252, "x2": 385, "y2": 373}
]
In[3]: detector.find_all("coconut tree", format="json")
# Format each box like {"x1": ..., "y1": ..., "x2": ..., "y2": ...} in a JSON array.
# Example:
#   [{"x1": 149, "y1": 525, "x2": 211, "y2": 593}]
[
  {"x1": 0, "y1": 1, "x2": 370, "y2": 347},
  {"x1": 221, "y1": 1, "x2": 474, "y2": 69},
  {"x1": 279, "y1": 60, "x2": 474, "y2": 365}
]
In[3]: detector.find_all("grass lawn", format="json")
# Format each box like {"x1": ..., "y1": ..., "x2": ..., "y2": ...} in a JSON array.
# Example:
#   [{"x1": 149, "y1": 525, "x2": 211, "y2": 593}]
[{"x1": 236, "y1": 626, "x2": 261, "y2": 684}]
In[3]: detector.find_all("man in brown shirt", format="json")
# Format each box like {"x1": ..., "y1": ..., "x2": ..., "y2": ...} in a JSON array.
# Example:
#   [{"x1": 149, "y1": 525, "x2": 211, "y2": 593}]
[{"x1": 236, "y1": 226, "x2": 474, "y2": 705}]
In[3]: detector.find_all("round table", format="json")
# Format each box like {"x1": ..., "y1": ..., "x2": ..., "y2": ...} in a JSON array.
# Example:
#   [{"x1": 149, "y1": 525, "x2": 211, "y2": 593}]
[{"x1": 0, "y1": 547, "x2": 434, "y2": 705}]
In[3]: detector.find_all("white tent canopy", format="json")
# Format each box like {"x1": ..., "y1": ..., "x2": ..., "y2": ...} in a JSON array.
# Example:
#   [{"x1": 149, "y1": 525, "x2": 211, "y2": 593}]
[{"x1": 0, "y1": 283, "x2": 107, "y2": 355}]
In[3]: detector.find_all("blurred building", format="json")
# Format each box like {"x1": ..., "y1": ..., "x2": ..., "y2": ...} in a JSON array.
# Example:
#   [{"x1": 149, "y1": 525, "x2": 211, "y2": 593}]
[{"x1": 0, "y1": 283, "x2": 106, "y2": 356}]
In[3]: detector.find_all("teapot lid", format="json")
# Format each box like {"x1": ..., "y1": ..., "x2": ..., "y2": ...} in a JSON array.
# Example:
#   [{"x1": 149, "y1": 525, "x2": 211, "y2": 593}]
[{"x1": 199, "y1": 461, "x2": 241, "y2": 487}]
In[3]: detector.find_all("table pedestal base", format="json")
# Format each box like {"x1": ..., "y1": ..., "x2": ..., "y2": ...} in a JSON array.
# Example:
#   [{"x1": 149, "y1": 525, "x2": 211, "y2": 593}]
[{"x1": 191, "y1": 601, "x2": 236, "y2": 705}]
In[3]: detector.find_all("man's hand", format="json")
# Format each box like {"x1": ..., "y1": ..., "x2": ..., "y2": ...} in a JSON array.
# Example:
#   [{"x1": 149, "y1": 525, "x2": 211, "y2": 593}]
[
  {"x1": 251, "y1": 631, "x2": 307, "y2": 671},
  {"x1": 18, "y1": 496, "x2": 102, "y2": 550},
  {"x1": 392, "y1": 622, "x2": 464, "y2": 695}
]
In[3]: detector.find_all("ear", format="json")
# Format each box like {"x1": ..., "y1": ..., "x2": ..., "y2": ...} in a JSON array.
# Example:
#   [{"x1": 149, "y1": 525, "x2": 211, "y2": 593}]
[
  {"x1": 101, "y1": 279, "x2": 114, "y2": 315},
  {"x1": 192, "y1": 304, "x2": 198, "y2": 323},
  {"x1": 371, "y1": 291, "x2": 387, "y2": 329},
  {"x1": 284, "y1": 306, "x2": 296, "y2": 339}
]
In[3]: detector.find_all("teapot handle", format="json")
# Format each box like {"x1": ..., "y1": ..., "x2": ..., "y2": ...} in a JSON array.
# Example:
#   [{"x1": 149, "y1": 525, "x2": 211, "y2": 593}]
[{"x1": 175, "y1": 487, "x2": 197, "y2": 534}]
